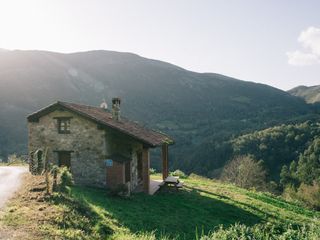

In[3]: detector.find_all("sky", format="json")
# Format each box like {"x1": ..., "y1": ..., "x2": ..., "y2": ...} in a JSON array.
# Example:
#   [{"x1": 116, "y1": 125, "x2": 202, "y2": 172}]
[{"x1": 0, "y1": 0, "x2": 319, "y2": 90}]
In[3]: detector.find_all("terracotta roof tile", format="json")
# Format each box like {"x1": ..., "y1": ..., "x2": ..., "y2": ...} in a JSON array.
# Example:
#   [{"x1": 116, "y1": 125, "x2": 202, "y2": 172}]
[{"x1": 27, "y1": 101, "x2": 174, "y2": 147}]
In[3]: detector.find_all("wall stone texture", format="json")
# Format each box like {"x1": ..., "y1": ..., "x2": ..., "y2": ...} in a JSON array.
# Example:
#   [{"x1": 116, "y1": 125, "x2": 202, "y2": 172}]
[{"x1": 28, "y1": 109, "x2": 145, "y2": 190}]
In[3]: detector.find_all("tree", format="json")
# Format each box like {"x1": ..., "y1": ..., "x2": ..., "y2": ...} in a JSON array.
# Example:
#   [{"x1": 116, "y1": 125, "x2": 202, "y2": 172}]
[
  {"x1": 297, "y1": 138, "x2": 320, "y2": 185},
  {"x1": 280, "y1": 161, "x2": 299, "y2": 188},
  {"x1": 280, "y1": 165, "x2": 290, "y2": 186},
  {"x1": 221, "y1": 155, "x2": 266, "y2": 190}
]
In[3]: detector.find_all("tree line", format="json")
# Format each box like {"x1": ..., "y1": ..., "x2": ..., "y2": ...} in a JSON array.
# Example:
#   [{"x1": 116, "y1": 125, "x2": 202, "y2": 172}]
[{"x1": 221, "y1": 121, "x2": 320, "y2": 210}]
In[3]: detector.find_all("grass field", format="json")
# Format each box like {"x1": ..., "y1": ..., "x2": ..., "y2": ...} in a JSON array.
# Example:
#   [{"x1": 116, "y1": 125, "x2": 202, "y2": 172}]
[{"x1": 1, "y1": 173, "x2": 319, "y2": 239}]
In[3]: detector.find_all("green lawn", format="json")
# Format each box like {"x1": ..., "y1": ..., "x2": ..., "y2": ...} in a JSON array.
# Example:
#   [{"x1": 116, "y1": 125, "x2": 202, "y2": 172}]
[{"x1": 49, "y1": 174, "x2": 319, "y2": 239}]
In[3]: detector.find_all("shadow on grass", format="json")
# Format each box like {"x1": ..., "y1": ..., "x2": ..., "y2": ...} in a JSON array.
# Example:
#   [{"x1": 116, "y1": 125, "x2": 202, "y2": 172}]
[
  {"x1": 245, "y1": 191, "x2": 320, "y2": 218},
  {"x1": 70, "y1": 185, "x2": 262, "y2": 239},
  {"x1": 185, "y1": 186, "x2": 277, "y2": 221},
  {"x1": 49, "y1": 193, "x2": 114, "y2": 239}
]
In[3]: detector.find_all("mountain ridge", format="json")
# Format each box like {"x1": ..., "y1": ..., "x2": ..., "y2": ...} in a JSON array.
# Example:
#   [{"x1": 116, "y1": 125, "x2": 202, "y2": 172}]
[
  {"x1": 0, "y1": 49, "x2": 318, "y2": 175},
  {"x1": 288, "y1": 85, "x2": 320, "y2": 103}
]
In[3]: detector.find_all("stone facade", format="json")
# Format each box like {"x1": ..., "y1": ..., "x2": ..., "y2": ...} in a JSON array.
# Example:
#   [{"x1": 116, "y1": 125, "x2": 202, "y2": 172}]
[{"x1": 28, "y1": 109, "x2": 144, "y2": 190}]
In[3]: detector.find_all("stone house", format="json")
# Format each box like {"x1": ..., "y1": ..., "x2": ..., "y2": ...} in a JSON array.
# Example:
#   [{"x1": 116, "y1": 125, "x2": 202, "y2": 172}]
[{"x1": 27, "y1": 98, "x2": 174, "y2": 194}]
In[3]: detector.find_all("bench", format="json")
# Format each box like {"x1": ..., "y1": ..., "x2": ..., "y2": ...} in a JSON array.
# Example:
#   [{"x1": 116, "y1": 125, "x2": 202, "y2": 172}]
[{"x1": 159, "y1": 176, "x2": 184, "y2": 191}]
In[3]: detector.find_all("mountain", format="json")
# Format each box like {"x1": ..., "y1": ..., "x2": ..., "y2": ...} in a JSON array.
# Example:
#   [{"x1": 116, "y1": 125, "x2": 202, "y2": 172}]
[
  {"x1": 0, "y1": 49, "x2": 319, "y2": 175},
  {"x1": 288, "y1": 85, "x2": 320, "y2": 103}
]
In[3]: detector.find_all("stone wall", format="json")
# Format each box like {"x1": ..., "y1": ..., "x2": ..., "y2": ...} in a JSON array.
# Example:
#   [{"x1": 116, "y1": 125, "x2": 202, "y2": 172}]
[
  {"x1": 130, "y1": 150, "x2": 139, "y2": 191},
  {"x1": 28, "y1": 109, "x2": 145, "y2": 190},
  {"x1": 28, "y1": 109, "x2": 107, "y2": 187}
]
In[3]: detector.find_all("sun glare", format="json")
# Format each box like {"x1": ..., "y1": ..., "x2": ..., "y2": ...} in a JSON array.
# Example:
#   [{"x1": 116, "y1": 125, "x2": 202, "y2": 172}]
[{"x1": 0, "y1": 0, "x2": 74, "y2": 52}]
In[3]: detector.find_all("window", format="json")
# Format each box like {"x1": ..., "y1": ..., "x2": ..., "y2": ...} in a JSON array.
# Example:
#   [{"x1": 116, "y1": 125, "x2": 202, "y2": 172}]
[{"x1": 57, "y1": 118, "x2": 71, "y2": 134}]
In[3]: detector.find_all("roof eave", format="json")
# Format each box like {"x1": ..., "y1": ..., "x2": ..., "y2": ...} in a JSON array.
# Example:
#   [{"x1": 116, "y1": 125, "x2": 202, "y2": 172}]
[{"x1": 27, "y1": 101, "x2": 175, "y2": 147}]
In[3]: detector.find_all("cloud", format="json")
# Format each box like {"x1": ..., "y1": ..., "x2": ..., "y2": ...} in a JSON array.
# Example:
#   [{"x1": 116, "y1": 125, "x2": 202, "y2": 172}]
[
  {"x1": 298, "y1": 26, "x2": 320, "y2": 55},
  {"x1": 287, "y1": 26, "x2": 320, "y2": 66},
  {"x1": 286, "y1": 50, "x2": 320, "y2": 66}
]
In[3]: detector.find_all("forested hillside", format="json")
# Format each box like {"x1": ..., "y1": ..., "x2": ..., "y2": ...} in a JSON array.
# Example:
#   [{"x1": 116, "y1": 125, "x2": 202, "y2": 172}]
[
  {"x1": 230, "y1": 121, "x2": 320, "y2": 181},
  {"x1": 216, "y1": 121, "x2": 320, "y2": 209},
  {"x1": 0, "y1": 50, "x2": 319, "y2": 176}
]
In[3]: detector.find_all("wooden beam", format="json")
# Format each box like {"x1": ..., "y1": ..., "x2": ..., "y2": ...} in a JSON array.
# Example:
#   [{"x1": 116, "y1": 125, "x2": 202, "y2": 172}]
[
  {"x1": 162, "y1": 144, "x2": 169, "y2": 180},
  {"x1": 142, "y1": 147, "x2": 150, "y2": 194}
]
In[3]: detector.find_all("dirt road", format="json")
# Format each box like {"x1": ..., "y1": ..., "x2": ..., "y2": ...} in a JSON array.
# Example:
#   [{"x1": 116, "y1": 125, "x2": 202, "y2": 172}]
[{"x1": 0, "y1": 166, "x2": 28, "y2": 209}]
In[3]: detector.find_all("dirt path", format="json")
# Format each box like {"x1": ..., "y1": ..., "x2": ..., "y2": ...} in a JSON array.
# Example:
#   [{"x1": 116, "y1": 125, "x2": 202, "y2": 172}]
[{"x1": 0, "y1": 166, "x2": 28, "y2": 209}]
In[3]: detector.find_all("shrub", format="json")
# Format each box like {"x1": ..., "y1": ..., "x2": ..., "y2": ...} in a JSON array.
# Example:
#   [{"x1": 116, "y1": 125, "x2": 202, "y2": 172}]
[
  {"x1": 282, "y1": 185, "x2": 300, "y2": 203},
  {"x1": 59, "y1": 167, "x2": 74, "y2": 192},
  {"x1": 170, "y1": 169, "x2": 187, "y2": 179},
  {"x1": 283, "y1": 181, "x2": 320, "y2": 210},
  {"x1": 296, "y1": 181, "x2": 320, "y2": 210},
  {"x1": 149, "y1": 168, "x2": 157, "y2": 174},
  {"x1": 221, "y1": 155, "x2": 266, "y2": 190}
]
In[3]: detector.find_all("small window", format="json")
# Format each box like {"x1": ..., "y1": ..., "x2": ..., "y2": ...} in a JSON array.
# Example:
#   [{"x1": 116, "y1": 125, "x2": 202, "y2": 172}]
[{"x1": 57, "y1": 118, "x2": 71, "y2": 134}]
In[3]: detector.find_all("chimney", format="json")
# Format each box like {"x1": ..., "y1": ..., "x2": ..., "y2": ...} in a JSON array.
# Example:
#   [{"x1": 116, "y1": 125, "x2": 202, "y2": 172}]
[{"x1": 112, "y1": 97, "x2": 121, "y2": 121}]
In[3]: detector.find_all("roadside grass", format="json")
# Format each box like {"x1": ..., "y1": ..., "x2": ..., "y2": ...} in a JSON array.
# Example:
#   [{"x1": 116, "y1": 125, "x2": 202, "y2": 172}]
[
  {"x1": 1, "y1": 173, "x2": 319, "y2": 239},
  {"x1": 0, "y1": 174, "x2": 58, "y2": 239}
]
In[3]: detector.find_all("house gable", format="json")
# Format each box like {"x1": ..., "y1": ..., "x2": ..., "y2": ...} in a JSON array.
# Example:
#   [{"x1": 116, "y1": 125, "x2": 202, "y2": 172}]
[
  {"x1": 28, "y1": 101, "x2": 174, "y2": 148},
  {"x1": 28, "y1": 108, "x2": 108, "y2": 186}
]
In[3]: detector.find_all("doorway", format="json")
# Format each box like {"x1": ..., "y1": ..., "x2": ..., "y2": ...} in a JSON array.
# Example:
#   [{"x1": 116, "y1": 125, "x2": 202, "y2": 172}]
[{"x1": 58, "y1": 151, "x2": 71, "y2": 168}]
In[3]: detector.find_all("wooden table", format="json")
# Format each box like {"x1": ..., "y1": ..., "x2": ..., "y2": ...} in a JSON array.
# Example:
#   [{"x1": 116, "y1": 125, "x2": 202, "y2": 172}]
[{"x1": 160, "y1": 176, "x2": 183, "y2": 190}]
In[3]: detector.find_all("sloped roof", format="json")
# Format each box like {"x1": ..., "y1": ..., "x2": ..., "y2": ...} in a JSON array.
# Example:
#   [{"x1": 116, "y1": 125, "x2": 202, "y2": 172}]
[{"x1": 27, "y1": 101, "x2": 174, "y2": 147}]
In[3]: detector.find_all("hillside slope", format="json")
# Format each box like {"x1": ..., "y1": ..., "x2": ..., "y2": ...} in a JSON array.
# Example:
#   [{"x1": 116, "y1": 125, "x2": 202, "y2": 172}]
[
  {"x1": 0, "y1": 50, "x2": 318, "y2": 174},
  {"x1": 1, "y1": 174, "x2": 319, "y2": 239},
  {"x1": 289, "y1": 85, "x2": 320, "y2": 103}
]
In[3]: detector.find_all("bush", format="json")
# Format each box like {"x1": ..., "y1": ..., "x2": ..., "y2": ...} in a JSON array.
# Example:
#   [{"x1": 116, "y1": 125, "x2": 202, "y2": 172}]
[
  {"x1": 296, "y1": 181, "x2": 320, "y2": 210},
  {"x1": 59, "y1": 167, "x2": 74, "y2": 192},
  {"x1": 221, "y1": 155, "x2": 266, "y2": 190},
  {"x1": 170, "y1": 169, "x2": 187, "y2": 179},
  {"x1": 149, "y1": 168, "x2": 157, "y2": 174}
]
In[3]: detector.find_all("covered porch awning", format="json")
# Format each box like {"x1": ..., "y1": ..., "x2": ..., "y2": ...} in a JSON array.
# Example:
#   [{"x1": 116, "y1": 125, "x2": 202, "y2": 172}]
[{"x1": 141, "y1": 142, "x2": 173, "y2": 195}]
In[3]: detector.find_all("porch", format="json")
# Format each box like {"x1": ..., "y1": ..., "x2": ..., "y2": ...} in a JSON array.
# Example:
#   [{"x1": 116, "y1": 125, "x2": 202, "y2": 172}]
[{"x1": 141, "y1": 143, "x2": 171, "y2": 195}]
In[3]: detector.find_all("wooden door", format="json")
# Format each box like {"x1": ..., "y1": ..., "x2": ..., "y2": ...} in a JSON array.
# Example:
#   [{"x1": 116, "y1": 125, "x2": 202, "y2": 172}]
[{"x1": 58, "y1": 152, "x2": 71, "y2": 168}]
